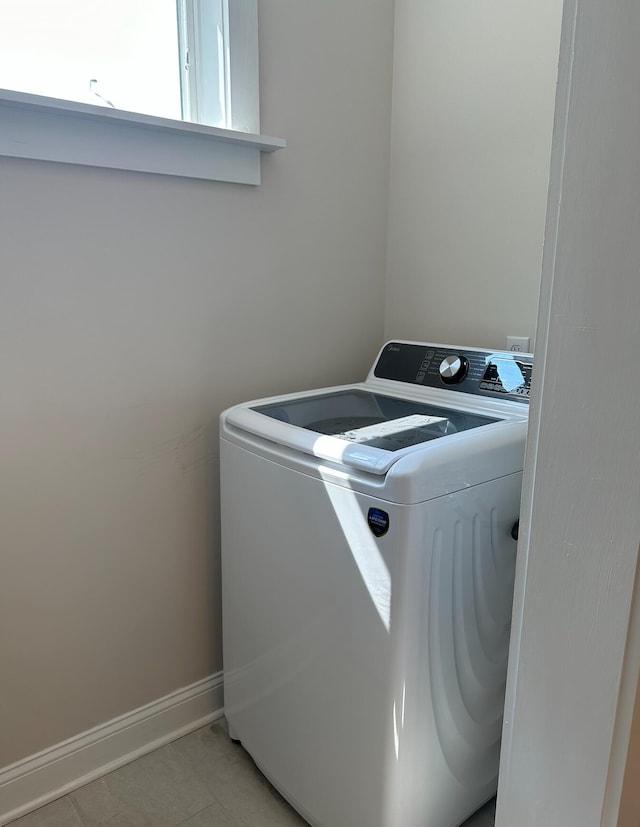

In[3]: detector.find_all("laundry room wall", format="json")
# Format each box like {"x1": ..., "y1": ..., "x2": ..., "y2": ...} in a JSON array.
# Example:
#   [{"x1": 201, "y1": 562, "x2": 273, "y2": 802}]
[
  {"x1": 618, "y1": 678, "x2": 640, "y2": 827},
  {"x1": 0, "y1": 0, "x2": 393, "y2": 773},
  {"x1": 385, "y1": 0, "x2": 563, "y2": 351}
]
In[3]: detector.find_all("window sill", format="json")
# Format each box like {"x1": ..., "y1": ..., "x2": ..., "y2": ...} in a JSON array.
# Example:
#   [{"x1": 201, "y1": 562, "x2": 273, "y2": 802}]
[{"x1": 0, "y1": 89, "x2": 285, "y2": 185}]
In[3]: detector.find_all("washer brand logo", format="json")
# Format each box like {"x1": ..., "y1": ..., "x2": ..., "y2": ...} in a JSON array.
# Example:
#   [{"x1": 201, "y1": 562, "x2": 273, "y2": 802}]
[{"x1": 367, "y1": 507, "x2": 390, "y2": 538}]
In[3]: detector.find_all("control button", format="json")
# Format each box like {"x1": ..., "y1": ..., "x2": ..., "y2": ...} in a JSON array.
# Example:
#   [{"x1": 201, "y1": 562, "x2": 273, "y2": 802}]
[
  {"x1": 416, "y1": 371, "x2": 425, "y2": 381},
  {"x1": 425, "y1": 350, "x2": 435, "y2": 360},
  {"x1": 438, "y1": 354, "x2": 469, "y2": 385},
  {"x1": 420, "y1": 360, "x2": 430, "y2": 370}
]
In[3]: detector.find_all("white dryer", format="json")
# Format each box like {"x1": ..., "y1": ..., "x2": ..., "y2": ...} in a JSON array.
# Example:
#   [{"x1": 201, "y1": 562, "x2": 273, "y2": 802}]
[{"x1": 219, "y1": 341, "x2": 533, "y2": 827}]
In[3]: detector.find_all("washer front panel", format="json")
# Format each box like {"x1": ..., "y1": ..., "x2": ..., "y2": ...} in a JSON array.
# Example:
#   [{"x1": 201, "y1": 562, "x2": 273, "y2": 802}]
[{"x1": 221, "y1": 437, "x2": 523, "y2": 827}]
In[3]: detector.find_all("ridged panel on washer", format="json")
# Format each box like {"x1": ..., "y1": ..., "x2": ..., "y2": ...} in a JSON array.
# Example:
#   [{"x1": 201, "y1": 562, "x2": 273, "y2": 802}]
[{"x1": 427, "y1": 499, "x2": 517, "y2": 791}]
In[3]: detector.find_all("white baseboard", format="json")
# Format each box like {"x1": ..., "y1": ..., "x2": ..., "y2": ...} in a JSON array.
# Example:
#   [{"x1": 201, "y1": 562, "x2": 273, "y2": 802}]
[{"x1": 0, "y1": 672, "x2": 224, "y2": 826}]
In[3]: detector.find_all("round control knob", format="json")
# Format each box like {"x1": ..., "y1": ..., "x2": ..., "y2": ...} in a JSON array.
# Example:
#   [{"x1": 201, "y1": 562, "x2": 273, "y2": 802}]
[{"x1": 439, "y1": 354, "x2": 469, "y2": 384}]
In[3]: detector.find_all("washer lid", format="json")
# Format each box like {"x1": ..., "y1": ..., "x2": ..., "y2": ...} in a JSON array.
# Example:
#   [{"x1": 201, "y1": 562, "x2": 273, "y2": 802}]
[
  {"x1": 226, "y1": 388, "x2": 499, "y2": 475},
  {"x1": 254, "y1": 389, "x2": 496, "y2": 449}
]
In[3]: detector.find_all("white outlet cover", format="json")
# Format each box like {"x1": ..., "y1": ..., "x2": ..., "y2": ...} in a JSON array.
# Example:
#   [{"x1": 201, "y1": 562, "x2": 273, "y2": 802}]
[{"x1": 506, "y1": 336, "x2": 531, "y2": 353}]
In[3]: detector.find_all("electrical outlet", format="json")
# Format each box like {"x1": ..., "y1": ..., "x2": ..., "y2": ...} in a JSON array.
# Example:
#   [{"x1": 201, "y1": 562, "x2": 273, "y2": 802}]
[{"x1": 506, "y1": 336, "x2": 530, "y2": 353}]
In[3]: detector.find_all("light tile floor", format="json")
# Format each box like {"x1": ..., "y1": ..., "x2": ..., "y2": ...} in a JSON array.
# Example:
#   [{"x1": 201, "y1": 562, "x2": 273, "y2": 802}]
[{"x1": 8, "y1": 720, "x2": 496, "y2": 827}]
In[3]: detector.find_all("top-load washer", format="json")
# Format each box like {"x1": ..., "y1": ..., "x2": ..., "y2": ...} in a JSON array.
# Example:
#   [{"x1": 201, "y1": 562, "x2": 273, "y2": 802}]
[{"x1": 219, "y1": 340, "x2": 533, "y2": 827}]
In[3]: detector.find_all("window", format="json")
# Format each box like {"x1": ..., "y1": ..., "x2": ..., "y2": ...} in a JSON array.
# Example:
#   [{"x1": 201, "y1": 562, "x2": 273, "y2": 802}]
[
  {"x1": 0, "y1": 0, "x2": 284, "y2": 184},
  {"x1": 0, "y1": 1, "x2": 183, "y2": 122}
]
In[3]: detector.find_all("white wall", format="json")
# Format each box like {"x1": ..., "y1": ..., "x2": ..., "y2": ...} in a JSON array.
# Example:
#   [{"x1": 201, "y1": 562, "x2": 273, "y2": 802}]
[
  {"x1": 496, "y1": 0, "x2": 640, "y2": 823},
  {"x1": 385, "y1": 0, "x2": 562, "y2": 350},
  {"x1": 0, "y1": 0, "x2": 394, "y2": 769}
]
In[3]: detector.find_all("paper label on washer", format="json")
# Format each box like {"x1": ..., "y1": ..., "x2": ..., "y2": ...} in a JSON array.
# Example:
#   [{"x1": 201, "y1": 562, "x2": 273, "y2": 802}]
[{"x1": 338, "y1": 414, "x2": 447, "y2": 443}]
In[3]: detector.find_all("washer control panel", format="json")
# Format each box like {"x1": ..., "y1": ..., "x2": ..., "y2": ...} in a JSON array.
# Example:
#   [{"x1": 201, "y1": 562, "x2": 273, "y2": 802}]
[{"x1": 373, "y1": 342, "x2": 533, "y2": 402}]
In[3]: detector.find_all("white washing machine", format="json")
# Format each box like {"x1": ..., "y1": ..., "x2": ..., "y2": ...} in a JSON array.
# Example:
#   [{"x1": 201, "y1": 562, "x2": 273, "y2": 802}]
[{"x1": 219, "y1": 340, "x2": 533, "y2": 827}]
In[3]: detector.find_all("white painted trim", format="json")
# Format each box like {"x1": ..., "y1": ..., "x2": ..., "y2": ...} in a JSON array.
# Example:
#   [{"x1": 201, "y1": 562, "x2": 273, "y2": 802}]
[
  {"x1": 497, "y1": 0, "x2": 578, "y2": 803},
  {"x1": 0, "y1": 673, "x2": 224, "y2": 827},
  {"x1": 226, "y1": 0, "x2": 260, "y2": 134},
  {"x1": 0, "y1": 90, "x2": 285, "y2": 184},
  {"x1": 496, "y1": 0, "x2": 640, "y2": 823}
]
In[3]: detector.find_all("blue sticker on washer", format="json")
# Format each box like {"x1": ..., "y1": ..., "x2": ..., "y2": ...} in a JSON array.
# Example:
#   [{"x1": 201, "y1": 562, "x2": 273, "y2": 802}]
[
  {"x1": 368, "y1": 507, "x2": 390, "y2": 538},
  {"x1": 486, "y1": 354, "x2": 525, "y2": 392}
]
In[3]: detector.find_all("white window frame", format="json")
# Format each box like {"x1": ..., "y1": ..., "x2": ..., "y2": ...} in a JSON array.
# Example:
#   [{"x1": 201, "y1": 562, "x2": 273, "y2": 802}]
[{"x1": 0, "y1": 0, "x2": 284, "y2": 185}]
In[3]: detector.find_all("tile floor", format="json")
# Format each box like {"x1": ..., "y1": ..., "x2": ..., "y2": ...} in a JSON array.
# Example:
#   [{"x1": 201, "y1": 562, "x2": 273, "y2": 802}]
[{"x1": 8, "y1": 720, "x2": 496, "y2": 827}]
